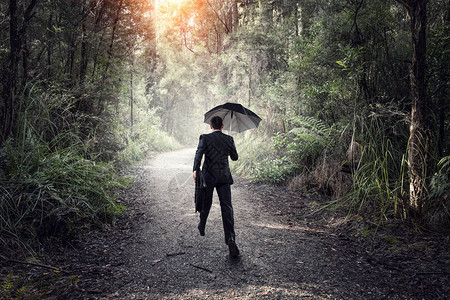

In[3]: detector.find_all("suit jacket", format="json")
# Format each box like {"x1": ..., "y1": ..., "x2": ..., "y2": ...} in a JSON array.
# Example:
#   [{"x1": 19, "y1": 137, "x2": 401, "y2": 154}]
[{"x1": 193, "y1": 131, "x2": 238, "y2": 186}]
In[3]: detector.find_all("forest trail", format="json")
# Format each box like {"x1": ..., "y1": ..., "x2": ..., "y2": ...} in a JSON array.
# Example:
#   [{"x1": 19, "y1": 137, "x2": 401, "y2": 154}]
[{"x1": 73, "y1": 148, "x2": 444, "y2": 299}]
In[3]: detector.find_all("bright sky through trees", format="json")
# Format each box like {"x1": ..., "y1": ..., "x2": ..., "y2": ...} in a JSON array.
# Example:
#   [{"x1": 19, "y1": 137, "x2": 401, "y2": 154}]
[
  {"x1": 154, "y1": 0, "x2": 199, "y2": 44},
  {"x1": 155, "y1": 0, "x2": 189, "y2": 13}
]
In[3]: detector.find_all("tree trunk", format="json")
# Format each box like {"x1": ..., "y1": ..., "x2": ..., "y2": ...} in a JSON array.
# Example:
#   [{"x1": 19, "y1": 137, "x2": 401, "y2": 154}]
[
  {"x1": 298, "y1": 0, "x2": 313, "y2": 36},
  {"x1": 226, "y1": 4, "x2": 233, "y2": 33},
  {"x1": 437, "y1": 1, "x2": 449, "y2": 156},
  {"x1": 130, "y1": 55, "x2": 134, "y2": 133},
  {"x1": 91, "y1": 0, "x2": 107, "y2": 79},
  {"x1": 233, "y1": 0, "x2": 239, "y2": 31},
  {"x1": 397, "y1": 0, "x2": 429, "y2": 216},
  {"x1": 67, "y1": 31, "x2": 76, "y2": 84},
  {"x1": 46, "y1": 12, "x2": 53, "y2": 79},
  {"x1": 1, "y1": 0, "x2": 37, "y2": 140},
  {"x1": 91, "y1": 31, "x2": 106, "y2": 79},
  {"x1": 294, "y1": 2, "x2": 299, "y2": 37},
  {"x1": 80, "y1": 0, "x2": 89, "y2": 83},
  {"x1": 103, "y1": 0, "x2": 124, "y2": 80},
  {"x1": 21, "y1": 37, "x2": 29, "y2": 89},
  {"x1": 1, "y1": 0, "x2": 19, "y2": 140}
]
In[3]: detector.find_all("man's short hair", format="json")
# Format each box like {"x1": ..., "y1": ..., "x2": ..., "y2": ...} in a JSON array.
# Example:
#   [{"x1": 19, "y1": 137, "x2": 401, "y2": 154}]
[{"x1": 210, "y1": 116, "x2": 223, "y2": 129}]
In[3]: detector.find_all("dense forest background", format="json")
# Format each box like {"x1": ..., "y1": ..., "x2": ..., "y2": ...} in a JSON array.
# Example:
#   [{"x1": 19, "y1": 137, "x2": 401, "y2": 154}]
[{"x1": 0, "y1": 0, "x2": 449, "y2": 254}]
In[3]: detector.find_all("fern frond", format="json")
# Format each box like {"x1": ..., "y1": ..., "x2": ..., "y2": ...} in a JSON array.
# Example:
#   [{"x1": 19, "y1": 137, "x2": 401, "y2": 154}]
[
  {"x1": 1, "y1": 273, "x2": 15, "y2": 299},
  {"x1": 289, "y1": 115, "x2": 333, "y2": 137}
]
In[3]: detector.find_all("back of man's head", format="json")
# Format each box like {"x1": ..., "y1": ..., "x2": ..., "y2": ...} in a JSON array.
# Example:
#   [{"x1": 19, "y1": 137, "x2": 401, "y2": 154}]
[{"x1": 210, "y1": 116, "x2": 223, "y2": 129}]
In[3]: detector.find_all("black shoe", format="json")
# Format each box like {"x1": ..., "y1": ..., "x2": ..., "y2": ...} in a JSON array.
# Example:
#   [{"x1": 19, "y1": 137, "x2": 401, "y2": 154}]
[
  {"x1": 227, "y1": 238, "x2": 240, "y2": 258},
  {"x1": 198, "y1": 223, "x2": 205, "y2": 236}
]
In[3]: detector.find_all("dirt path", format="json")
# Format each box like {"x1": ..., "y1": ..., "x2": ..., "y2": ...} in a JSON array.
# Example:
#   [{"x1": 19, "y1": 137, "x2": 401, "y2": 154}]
[
  {"x1": 118, "y1": 148, "x2": 324, "y2": 298},
  {"x1": 70, "y1": 148, "x2": 447, "y2": 299}
]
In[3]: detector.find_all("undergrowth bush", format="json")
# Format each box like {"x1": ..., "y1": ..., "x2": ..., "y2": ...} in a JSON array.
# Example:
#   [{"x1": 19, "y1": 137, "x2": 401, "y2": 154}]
[
  {"x1": 285, "y1": 116, "x2": 343, "y2": 172},
  {"x1": 251, "y1": 156, "x2": 294, "y2": 184},
  {"x1": 116, "y1": 110, "x2": 180, "y2": 166},
  {"x1": 246, "y1": 116, "x2": 345, "y2": 187},
  {"x1": 337, "y1": 112, "x2": 410, "y2": 221},
  {"x1": 426, "y1": 156, "x2": 450, "y2": 230},
  {"x1": 0, "y1": 83, "x2": 174, "y2": 255},
  {"x1": 0, "y1": 133, "x2": 129, "y2": 252},
  {"x1": 230, "y1": 131, "x2": 274, "y2": 178}
]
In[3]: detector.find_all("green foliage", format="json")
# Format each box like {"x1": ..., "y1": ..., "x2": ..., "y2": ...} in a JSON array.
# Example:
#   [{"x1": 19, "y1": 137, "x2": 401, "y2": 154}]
[
  {"x1": 0, "y1": 135, "x2": 129, "y2": 241},
  {"x1": 0, "y1": 0, "x2": 447, "y2": 242},
  {"x1": 339, "y1": 112, "x2": 410, "y2": 221},
  {"x1": 425, "y1": 156, "x2": 450, "y2": 229},
  {"x1": 0, "y1": 271, "x2": 78, "y2": 299},
  {"x1": 286, "y1": 116, "x2": 342, "y2": 169},
  {"x1": 148, "y1": 0, "x2": 449, "y2": 227},
  {"x1": 238, "y1": 116, "x2": 343, "y2": 185},
  {"x1": 230, "y1": 133, "x2": 274, "y2": 178},
  {"x1": 116, "y1": 118, "x2": 180, "y2": 167},
  {"x1": 429, "y1": 156, "x2": 450, "y2": 200},
  {"x1": 0, "y1": 87, "x2": 131, "y2": 253},
  {"x1": 230, "y1": 132, "x2": 295, "y2": 184},
  {"x1": 251, "y1": 156, "x2": 294, "y2": 184},
  {"x1": 336, "y1": 45, "x2": 365, "y2": 79},
  {"x1": 0, "y1": 273, "x2": 29, "y2": 299}
]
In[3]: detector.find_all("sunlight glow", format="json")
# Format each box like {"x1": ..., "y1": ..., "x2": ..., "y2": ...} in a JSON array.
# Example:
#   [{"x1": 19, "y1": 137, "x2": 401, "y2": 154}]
[
  {"x1": 154, "y1": 0, "x2": 195, "y2": 42},
  {"x1": 166, "y1": 0, "x2": 187, "y2": 4},
  {"x1": 156, "y1": 0, "x2": 188, "y2": 11},
  {"x1": 188, "y1": 16, "x2": 195, "y2": 27}
]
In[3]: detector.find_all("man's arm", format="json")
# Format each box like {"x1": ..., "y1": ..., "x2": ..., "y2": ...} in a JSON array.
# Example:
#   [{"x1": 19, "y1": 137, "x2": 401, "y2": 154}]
[
  {"x1": 229, "y1": 137, "x2": 238, "y2": 161},
  {"x1": 193, "y1": 135, "x2": 205, "y2": 176}
]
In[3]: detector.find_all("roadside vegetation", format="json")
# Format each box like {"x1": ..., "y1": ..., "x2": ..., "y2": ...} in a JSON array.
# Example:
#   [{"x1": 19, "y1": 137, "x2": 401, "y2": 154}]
[{"x1": 224, "y1": 0, "x2": 449, "y2": 231}]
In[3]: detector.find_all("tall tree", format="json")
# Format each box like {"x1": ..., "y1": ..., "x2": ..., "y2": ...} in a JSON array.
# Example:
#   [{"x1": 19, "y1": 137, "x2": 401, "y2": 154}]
[
  {"x1": 1, "y1": 0, "x2": 38, "y2": 140},
  {"x1": 396, "y1": 0, "x2": 430, "y2": 217}
]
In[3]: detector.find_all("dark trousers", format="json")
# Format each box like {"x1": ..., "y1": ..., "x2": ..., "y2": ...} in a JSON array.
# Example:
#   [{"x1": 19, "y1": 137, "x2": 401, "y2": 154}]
[{"x1": 200, "y1": 183, "x2": 235, "y2": 244}]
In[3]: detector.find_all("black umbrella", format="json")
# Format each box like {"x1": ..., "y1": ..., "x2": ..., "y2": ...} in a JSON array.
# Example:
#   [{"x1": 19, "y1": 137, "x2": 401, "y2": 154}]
[{"x1": 204, "y1": 102, "x2": 262, "y2": 133}]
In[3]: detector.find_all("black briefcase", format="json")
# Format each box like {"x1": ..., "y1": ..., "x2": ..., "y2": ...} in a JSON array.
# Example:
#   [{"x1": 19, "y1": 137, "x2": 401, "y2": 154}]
[{"x1": 195, "y1": 171, "x2": 207, "y2": 213}]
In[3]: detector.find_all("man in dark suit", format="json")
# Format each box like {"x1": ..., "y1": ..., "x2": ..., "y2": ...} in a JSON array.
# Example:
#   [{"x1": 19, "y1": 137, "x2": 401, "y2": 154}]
[{"x1": 193, "y1": 116, "x2": 240, "y2": 258}]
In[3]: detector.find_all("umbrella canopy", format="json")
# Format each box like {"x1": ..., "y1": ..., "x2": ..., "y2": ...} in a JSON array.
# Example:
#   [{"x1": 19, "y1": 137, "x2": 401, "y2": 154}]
[{"x1": 204, "y1": 102, "x2": 262, "y2": 133}]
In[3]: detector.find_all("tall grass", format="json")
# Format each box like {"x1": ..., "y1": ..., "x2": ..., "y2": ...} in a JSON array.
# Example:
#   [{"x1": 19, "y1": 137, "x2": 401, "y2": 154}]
[
  {"x1": 0, "y1": 141, "x2": 128, "y2": 238},
  {"x1": 0, "y1": 84, "x2": 130, "y2": 256},
  {"x1": 337, "y1": 111, "x2": 450, "y2": 229},
  {"x1": 338, "y1": 113, "x2": 410, "y2": 222},
  {"x1": 425, "y1": 156, "x2": 450, "y2": 230},
  {"x1": 230, "y1": 131, "x2": 275, "y2": 179},
  {"x1": 116, "y1": 110, "x2": 180, "y2": 167}
]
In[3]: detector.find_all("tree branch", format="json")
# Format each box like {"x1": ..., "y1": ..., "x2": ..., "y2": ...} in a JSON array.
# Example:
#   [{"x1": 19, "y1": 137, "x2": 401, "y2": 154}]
[
  {"x1": 206, "y1": 0, "x2": 230, "y2": 34},
  {"x1": 183, "y1": 33, "x2": 195, "y2": 53},
  {"x1": 0, "y1": 254, "x2": 68, "y2": 274}
]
